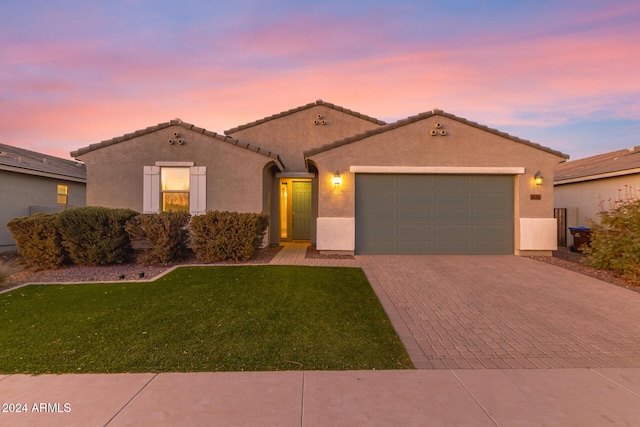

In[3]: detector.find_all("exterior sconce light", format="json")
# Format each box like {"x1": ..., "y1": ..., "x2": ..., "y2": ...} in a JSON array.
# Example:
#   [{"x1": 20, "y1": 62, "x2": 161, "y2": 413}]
[
  {"x1": 332, "y1": 171, "x2": 342, "y2": 187},
  {"x1": 534, "y1": 171, "x2": 543, "y2": 185}
]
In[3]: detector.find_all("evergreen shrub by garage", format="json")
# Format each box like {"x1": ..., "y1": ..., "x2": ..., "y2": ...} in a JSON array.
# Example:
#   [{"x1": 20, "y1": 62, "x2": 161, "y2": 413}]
[
  {"x1": 190, "y1": 211, "x2": 269, "y2": 262},
  {"x1": 55, "y1": 207, "x2": 138, "y2": 266},
  {"x1": 125, "y1": 211, "x2": 192, "y2": 265},
  {"x1": 6, "y1": 214, "x2": 68, "y2": 269}
]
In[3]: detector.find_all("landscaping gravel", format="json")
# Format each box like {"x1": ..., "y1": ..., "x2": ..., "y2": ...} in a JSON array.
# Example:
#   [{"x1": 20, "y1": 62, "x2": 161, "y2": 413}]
[
  {"x1": 2, "y1": 246, "x2": 638, "y2": 294},
  {"x1": 0, "y1": 247, "x2": 281, "y2": 290}
]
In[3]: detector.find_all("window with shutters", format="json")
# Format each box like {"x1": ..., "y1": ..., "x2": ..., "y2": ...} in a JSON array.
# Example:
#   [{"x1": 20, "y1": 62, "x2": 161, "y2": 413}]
[{"x1": 143, "y1": 162, "x2": 206, "y2": 215}]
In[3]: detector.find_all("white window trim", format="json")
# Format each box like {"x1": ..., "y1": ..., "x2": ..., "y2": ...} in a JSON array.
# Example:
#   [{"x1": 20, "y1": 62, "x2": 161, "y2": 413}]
[
  {"x1": 143, "y1": 164, "x2": 206, "y2": 215},
  {"x1": 155, "y1": 161, "x2": 195, "y2": 167}
]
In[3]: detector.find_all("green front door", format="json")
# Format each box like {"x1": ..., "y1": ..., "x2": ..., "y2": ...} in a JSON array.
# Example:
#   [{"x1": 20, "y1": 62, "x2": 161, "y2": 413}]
[{"x1": 292, "y1": 181, "x2": 311, "y2": 240}]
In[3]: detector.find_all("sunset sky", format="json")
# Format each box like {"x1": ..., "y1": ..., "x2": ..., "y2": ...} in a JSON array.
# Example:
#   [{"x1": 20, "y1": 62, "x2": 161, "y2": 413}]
[{"x1": 2, "y1": 0, "x2": 639, "y2": 161}]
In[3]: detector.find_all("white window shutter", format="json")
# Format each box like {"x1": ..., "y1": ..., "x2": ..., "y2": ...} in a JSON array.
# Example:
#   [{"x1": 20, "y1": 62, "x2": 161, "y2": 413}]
[
  {"x1": 143, "y1": 166, "x2": 160, "y2": 213},
  {"x1": 190, "y1": 166, "x2": 206, "y2": 215}
]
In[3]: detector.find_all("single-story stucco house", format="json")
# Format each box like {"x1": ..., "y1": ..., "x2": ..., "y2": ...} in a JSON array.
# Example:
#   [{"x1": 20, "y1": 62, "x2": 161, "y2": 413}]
[
  {"x1": 71, "y1": 100, "x2": 568, "y2": 255},
  {"x1": 0, "y1": 142, "x2": 86, "y2": 253},
  {"x1": 555, "y1": 146, "x2": 640, "y2": 247}
]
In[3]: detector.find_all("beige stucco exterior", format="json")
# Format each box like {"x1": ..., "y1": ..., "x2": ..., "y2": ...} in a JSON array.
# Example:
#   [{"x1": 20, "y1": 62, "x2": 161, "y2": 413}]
[
  {"x1": 73, "y1": 101, "x2": 568, "y2": 256},
  {"x1": 227, "y1": 104, "x2": 383, "y2": 172},
  {"x1": 74, "y1": 125, "x2": 276, "y2": 214},
  {"x1": 308, "y1": 115, "x2": 565, "y2": 255}
]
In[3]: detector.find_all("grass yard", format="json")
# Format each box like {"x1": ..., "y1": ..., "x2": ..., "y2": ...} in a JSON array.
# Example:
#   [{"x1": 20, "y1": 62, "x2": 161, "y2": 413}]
[{"x1": 0, "y1": 266, "x2": 412, "y2": 374}]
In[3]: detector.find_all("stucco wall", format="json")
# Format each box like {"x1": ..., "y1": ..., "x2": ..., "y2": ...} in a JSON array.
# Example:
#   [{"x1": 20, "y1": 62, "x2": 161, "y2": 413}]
[
  {"x1": 554, "y1": 175, "x2": 640, "y2": 227},
  {"x1": 0, "y1": 170, "x2": 85, "y2": 252},
  {"x1": 227, "y1": 105, "x2": 381, "y2": 172},
  {"x1": 309, "y1": 115, "x2": 564, "y2": 254},
  {"x1": 76, "y1": 126, "x2": 273, "y2": 214}
]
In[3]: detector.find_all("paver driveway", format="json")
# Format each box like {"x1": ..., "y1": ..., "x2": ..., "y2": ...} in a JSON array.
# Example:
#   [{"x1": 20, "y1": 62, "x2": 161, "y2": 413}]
[{"x1": 358, "y1": 255, "x2": 640, "y2": 370}]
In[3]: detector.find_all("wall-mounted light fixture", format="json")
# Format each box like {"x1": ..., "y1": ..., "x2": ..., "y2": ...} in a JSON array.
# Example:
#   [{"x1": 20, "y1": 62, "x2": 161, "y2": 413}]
[
  {"x1": 332, "y1": 171, "x2": 342, "y2": 187},
  {"x1": 534, "y1": 171, "x2": 543, "y2": 185}
]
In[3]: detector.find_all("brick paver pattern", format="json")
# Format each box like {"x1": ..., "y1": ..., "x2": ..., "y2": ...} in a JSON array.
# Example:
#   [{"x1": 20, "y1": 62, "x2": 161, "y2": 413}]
[
  {"x1": 272, "y1": 244, "x2": 640, "y2": 370},
  {"x1": 358, "y1": 255, "x2": 640, "y2": 370}
]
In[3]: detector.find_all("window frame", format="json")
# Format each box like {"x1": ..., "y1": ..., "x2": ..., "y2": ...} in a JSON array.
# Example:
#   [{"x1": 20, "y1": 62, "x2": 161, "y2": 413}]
[{"x1": 57, "y1": 184, "x2": 68, "y2": 205}]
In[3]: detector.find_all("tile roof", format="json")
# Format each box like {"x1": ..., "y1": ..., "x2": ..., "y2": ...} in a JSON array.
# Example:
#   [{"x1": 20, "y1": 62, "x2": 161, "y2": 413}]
[
  {"x1": 0, "y1": 142, "x2": 86, "y2": 182},
  {"x1": 71, "y1": 119, "x2": 285, "y2": 171},
  {"x1": 224, "y1": 99, "x2": 386, "y2": 134},
  {"x1": 554, "y1": 146, "x2": 640, "y2": 184},
  {"x1": 303, "y1": 109, "x2": 570, "y2": 159}
]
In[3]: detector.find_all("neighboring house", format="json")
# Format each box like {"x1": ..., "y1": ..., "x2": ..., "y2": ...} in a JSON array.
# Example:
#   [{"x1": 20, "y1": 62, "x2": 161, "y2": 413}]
[
  {"x1": 0, "y1": 143, "x2": 86, "y2": 253},
  {"x1": 554, "y1": 146, "x2": 640, "y2": 246},
  {"x1": 71, "y1": 100, "x2": 568, "y2": 255}
]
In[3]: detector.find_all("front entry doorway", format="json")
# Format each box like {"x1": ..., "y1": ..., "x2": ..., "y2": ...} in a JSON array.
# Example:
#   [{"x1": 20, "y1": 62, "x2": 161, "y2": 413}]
[{"x1": 280, "y1": 179, "x2": 312, "y2": 241}]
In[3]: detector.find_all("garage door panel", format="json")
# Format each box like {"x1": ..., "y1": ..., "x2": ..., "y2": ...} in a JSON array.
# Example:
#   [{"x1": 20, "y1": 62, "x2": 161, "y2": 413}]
[
  {"x1": 362, "y1": 191, "x2": 396, "y2": 205},
  {"x1": 398, "y1": 192, "x2": 432, "y2": 204},
  {"x1": 436, "y1": 175, "x2": 470, "y2": 190},
  {"x1": 398, "y1": 208, "x2": 433, "y2": 221},
  {"x1": 436, "y1": 209, "x2": 470, "y2": 220},
  {"x1": 437, "y1": 192, "x2": 471, "y2": 203},
  {"x1": 435, "y1": 240, "x2": 472, "y2": 254},
  {"x1": 355, "y1": 174, "x2": 514, "y2": 255},
  {"x1": 399, "y1": 175, "x2": 434, "y2": 189},
  {"x1": 436, "y1": 224, "x2": 471, "y2": 237},
  {"x1": 398, "y1": 241, "x2": 433, "y2": 253},
  {"x1": 473, "y1": 208, "x2": 510, "y2": 221},
  {"x1": 473, "y1": 192, "x2": 510, "y2": 203},
  {"x1": 474, "y1": 224, "x2": 511, "y2": 237},
  {"x1": 398, "y1": 224, "x2": 432, "y2": 236}
]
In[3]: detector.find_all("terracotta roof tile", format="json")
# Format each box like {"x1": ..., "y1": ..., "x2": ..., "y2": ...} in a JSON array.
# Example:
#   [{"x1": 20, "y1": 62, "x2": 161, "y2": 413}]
[
  {"x1": 71, "y1": 119, "x2": 284, "y2": 171},
  {"x1": 224, "y1": 99, "x2": 386, "y2": 134},
  {"x1": 304, "y1": 109, "x2": 570, "y2": 159},
  {"x1": 555, "y1": 146, "x2": 640, "y2": 184},
  {"x1": 0, "y1": 142, "x2": 86, "y2": 182}
]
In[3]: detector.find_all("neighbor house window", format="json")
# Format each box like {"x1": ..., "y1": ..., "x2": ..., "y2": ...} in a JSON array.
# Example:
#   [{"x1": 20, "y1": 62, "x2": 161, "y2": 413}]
[
  {"x1": 161, "y1": 167, "x2": 190, "y2": 212},
  {"x1": 57, "y1": 185, "x2": 68, "y2": 205}
]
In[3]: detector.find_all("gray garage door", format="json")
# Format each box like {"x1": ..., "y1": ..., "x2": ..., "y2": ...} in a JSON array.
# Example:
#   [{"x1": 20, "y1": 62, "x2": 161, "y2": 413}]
[{"x1": 355, "y1": 174, "x2": 514, "y2": 254}]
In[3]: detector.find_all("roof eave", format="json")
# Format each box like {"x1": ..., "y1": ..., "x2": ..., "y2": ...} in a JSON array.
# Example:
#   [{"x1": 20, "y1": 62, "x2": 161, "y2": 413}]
[{"x1": 224, "y1": 99, "x2": 386, "y2": 135}]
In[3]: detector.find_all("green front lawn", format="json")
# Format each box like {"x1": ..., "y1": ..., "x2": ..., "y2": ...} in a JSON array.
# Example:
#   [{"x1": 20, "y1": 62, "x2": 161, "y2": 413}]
[{"x1": 0, "y1": 266, "x2": 412, "y2": 373}]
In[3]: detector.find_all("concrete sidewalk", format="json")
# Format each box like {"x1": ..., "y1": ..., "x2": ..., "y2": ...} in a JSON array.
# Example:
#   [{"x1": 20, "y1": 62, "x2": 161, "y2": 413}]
[{"x1": 2, "y1": 369, "x2": 640, "y2": 426}]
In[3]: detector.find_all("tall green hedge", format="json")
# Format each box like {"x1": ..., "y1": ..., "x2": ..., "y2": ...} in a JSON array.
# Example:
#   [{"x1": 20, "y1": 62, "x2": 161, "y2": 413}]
[
  {"x1": 126, "y1": 211, "x2": 192, "y2": 265},
  {"x1": 6, "y1": 214, "x2": 68, "y2": 270},
  {"x1": 190, "y1": 211, "x2": 269, "y2": 262},
  {"x1": 55, "y1": 207, "x2": 138, "y2": 266}
]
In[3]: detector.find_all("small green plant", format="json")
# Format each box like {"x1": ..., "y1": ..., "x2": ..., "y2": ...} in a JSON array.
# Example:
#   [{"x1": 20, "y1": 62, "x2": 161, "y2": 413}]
[
  {"x1": 125, "y1": 211, "x2": 192, "y2": 265},
  {"x1": 55, "y1": 207, "x2": 138, "y2": 266},
  {"x1": 6, "y1": 214, "x2": 68, "y2": 269},
  {"x1": 190, "y1": 211, "x2": 269, "y2": 262},
  {"x1": 582, "y1": 198, "x2": 640, "y2": 283}
]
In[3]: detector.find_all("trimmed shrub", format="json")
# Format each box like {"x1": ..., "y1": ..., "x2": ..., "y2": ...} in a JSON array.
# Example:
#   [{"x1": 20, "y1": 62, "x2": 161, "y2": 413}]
[
  {"x1": 125, "y1": 211, "x2": 192, "y2": 265},
  {"x1": 582, "y1": 199, "x2": 640, "y2": 282},
  {"x1": 6, "y1": 214, "x2": 68, "y2": 269},
  {"x1": 55, "y1": 207, "x2": 138, "y2": 266},
  {"x1": 190, "y1": 211, "x2": 269, "y2": 262}
]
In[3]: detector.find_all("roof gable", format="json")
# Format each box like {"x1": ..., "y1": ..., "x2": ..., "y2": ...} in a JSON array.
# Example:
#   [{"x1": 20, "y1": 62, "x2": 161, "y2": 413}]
[
  {"x1": 304, "y1": 109, "x2": 569, "y2": 159},
  {"x1": 71, "y1": 119, "x2": 284, "y2": 170},
  {"x1": 0, "y1": 142, "x2": 86, "y2": 182},
  {"x1": 555, "y1": 146, "x2": 640, "y2": 184},
  {"x1": 224, "y1": 99, "x2": 386, "y2": 135}
]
